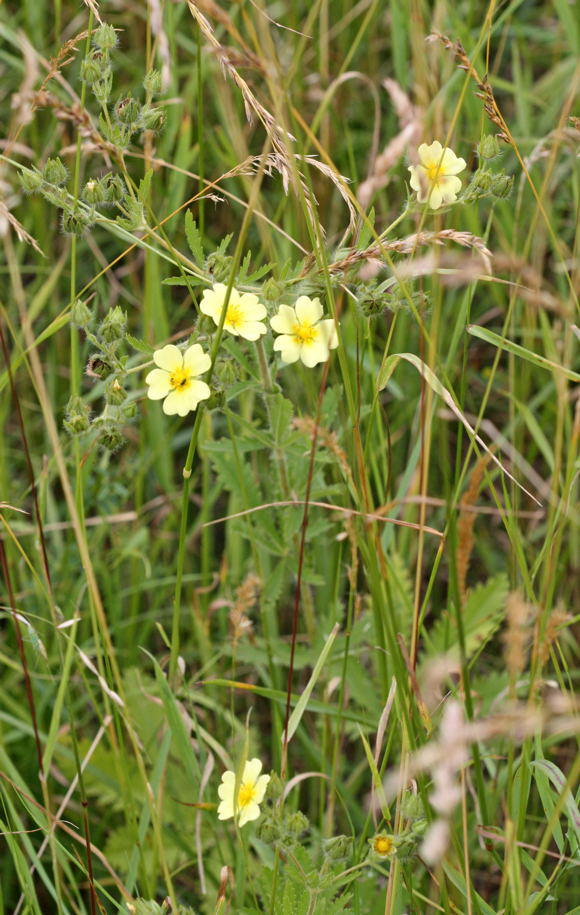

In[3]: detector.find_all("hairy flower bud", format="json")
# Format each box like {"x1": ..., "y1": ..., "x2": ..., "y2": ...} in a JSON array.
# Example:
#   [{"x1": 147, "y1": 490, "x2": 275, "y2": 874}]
[
  {"x1": 139, "y1": 106, "x2": 166, "y2": 132},
  {"x1": 63, "y1": 394, "x2": 91, "y2": 435},
  {"x1": 19, "y1": 168, "x2": 43, "y2": 194},
  {"x1": 70, "y1": 298, "x2": 93, "y2": 328},
  {"x1": 477, "y1": 135, "x2": 501, "y2": 159},
  {"x1": 143, "y1": 70, "x2": 162, "y2": 96},
  {"x1": 43, "y1": 157, "x2": 68, "y2": 186},
  {"x1": 323, "y1": 835, "x2": 351, "y2": 861},
  {"x1": 491, "y1": 174, "x2": 514, "y2": 198},
  {"x1": 115, "y1": 96, "x2": 140, "y2": 125},
  {"x1": 286, "y1": 810, "x2": 309, "y2": 836},
  {"x1": 101, "y1": 173, "x2": 126, "y2": 203},
  {"x1": 105, "y1": 377, "x2": 127, "y2": 405},
  {"x1": 98, "y1": 305, "x2": 127, "y2": 343},
  {"x1": 61, "y1": 208, "x2": 93, "y2": 237},
  {"x1": 92, "y1": 23, "x2": 118, "y2": 51},
  {"x1": 82, "y1": 178, "x2": 106, "y2": 205}
]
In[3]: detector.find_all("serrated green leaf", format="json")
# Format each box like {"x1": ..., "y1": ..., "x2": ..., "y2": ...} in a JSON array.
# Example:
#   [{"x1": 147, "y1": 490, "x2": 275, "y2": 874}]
[
  {"x1": 126, "y1": 333, "x2": 154, "y2": 354},
  {"x1": 184, "y1": 209, "x2": 204, "y2": 264}
]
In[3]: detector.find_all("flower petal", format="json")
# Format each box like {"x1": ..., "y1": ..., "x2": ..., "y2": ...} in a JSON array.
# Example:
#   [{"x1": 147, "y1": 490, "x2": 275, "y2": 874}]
[
  {"x1": 295, "y1": 295, "x2": 323, "y2": 325},
  {"x1": 188, "y1": 380, "x2": 211, "y2": 408},
  {"x1": 217, "y1": 798, "x2": 234, "y2": 820},
  {"x1": 418, "y1": 140, "x2": 442, "y2": 166},
  {"x1": 145, "y1": 368, "x2": 171, "y2": 399},
  {"x1": 243, "y1": 758, "x2": 263, "y2": 784},
  {"x1": 239, "y1": 293, "x2": 267, "y2": 320},
  {"x1": 163, "y1": 389, "x2": 192, "y2": 416},
  {"x1": 438, "y1": 175, "x2": 462, "y2": 203},
  {"x1": 441, "y1": 150, "x2": 466, "y2": 175},
  {"x1": 238, "y1": 321, "x2": 267, "y2": 341},
  {"x1": 408, "y1": 165, "x2": 422, "y2": 193},
  {"x1": 273, "y1": 335, "x2": 301, "y2": 363},
  {"x1": 183, "y1": 343, "x2": 211, "y2": 376},
  {"x1": 253, "y1": 774, "x2": 270, "y2": 805},
  {"x1": 153, "y1": 344, "x2": 183, "y2": 372},
  {"x1": 238, "y1": 801, "x2": 261, "y2": 827},
  {"x1": 300, "y1": 339, "x2": 329, "y2": 367},
  {"x1": 318, "y1": 319, "x2": 338, "y2": 350},
  {"x1": 427, "y1": 186, "x2": 443, "y2": 210},
  {"x1": 270, "y1": 305, "x2": 297, "y2": 335}
]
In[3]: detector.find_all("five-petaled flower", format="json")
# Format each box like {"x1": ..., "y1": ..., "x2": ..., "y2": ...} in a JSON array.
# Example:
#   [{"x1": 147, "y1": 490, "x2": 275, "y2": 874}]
[
  {"x1": 217, "y1": 758, "x2": 270, "y2": 827},
  {"x1": 408, "y1": 141, "x2": 466, "y2": 210},
  {"x1": 200, "y1": 282, "x2": 268, "y2": 341},
  {"x1": 270, "y1": 296, "x2": 338, "y2": 367},
  {"x1": 145, "y1": 343, "x2": 211, "y2": 416}
]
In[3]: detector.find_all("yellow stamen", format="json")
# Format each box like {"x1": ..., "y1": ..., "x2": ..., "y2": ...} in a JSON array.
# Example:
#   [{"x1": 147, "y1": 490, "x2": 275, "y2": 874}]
[
  {"x1": 426, "y1": 161, "x2": 442, "y2": 185},
  {"x1": 292, "y1": 322, "x2": 317, "y2": 345},
  {"x1": 169, "y1": 367, "x2": 191, "y2": 391},
  {"x1": 226, "y1": 304, "x2": 244, "y2": 329},
  {"x1": 238, "y1": 782, "x2": 256, "y2": 808}
]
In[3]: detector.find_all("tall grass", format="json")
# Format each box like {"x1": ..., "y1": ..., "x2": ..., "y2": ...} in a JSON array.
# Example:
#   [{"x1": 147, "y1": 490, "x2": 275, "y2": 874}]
[{"x1": 0, "y1": 0, "x2": 578, "y2": 913}]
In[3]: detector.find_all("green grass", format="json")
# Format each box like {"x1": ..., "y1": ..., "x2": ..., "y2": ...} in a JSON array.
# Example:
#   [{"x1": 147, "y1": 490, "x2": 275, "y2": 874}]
[{"x1": 0, "y1": 1, "x2": 578, "y2": 913}]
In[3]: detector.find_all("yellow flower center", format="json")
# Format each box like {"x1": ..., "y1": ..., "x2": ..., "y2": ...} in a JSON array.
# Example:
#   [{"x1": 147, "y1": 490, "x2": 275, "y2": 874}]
[
  {"x1": 226, "y1": 304, "x2": 244, "y2": 329},
  {"x1": 292, "y1": 322, "x2": 317, "y2": 345},
  {"x1": 373, "y1": 835, "x2": 394, "y2": 857},
  {"x1": 425, "y1": 161, "x2": 443, "y2": 185},
  {"x1": 238, "y1": 782, "x2": 257, "y2": 808},
  {"x1": 169, "y1": 367, "x2": 191, "y2": 391}
]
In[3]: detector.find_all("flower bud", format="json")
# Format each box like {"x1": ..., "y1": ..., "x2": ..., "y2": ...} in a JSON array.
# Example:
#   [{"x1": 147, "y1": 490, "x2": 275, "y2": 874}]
[
  {"x1": 265, "y1": 772, "x2": 284, "y2": 801},
  {"x1": 139, "y1": 106, "x2": 166, "y2": 132},
  {"x1": 70, "y1": 298, "x2": 93, "y2": 328},
  {"x1": 92, "y1": 23, "x2": 118, "y2": 51},
  {"x1": 256, "y1": 817, "x2": 278, "y2": 843},
  {"x1": 63, "y1": 395, "x2": 91, "y2": 435},
  {"x1": 105, "y1": 377, "x2": 127, "y2": 405},
  {"x1": 19, "y1": 168, "x2": 43, "y2": 194},
  {"x1": 115, "y1": 96, "x2": 140, "y2": 125},
  {"x1": 286, "y1": 810, "x2": 309, "y2": 836},
  {"x1": 143, "y1": 70, "x2": 162, "y2": 96},
  {"x1": 97, "y1": 425, "x2": 126, "y2": 452},
  {"x1": 101, "y1": 173, "x2": 126, "y2": 203},
  {"x1": 81, "y1": 50, "x2": 107, "y2": 85},
  {"x1": 98, "y1": 306, "x2": 127, "y2": 343},
  {"x1": 86, "y1": 354, "x2": 113, "y2": 379},
  {"x1": 206, "y1": 251, "x2": 234, "y2": 283},
  {"x1": 82, "y1": 178, "x2": 106, "y2": 205},
  {"x1": 477, "y1": 135, "x2": 501, "y2": 159},
  {"x1": 400, "y1": 793, "x2": 425, "y2": 822},
  {"x1": 43, "y1": 157, "x2": 68, "y2": 186},
  {"x1": 61, "y1": 208, "x2": 92, "y2": 237},
  {"x1": 262, "y1": 277, "x2": 285, "y2": 302},
  {"x1": 123, "y1": 401, "x2": 137, "y2": 419},
  {"x1": 205, "y1": 389, "x2": 225, "y2": 410},
  {"x1": 323, "y1": 835, "x2": 351, "y2": 861},
  {"x1": 491, "y1": 174, "x2": 514, "y2": 198}
]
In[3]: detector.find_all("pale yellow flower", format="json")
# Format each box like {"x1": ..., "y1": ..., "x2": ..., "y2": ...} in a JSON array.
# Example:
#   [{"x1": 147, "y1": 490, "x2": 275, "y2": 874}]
[
  {"x1": 408, "y1": 141, "x2": 466, "y2": 210},
  {"x1": 217, "y1": 758, "x2": 270, "y2": 828},
  {"x1": 200, "y1": 282, "x2": 267, "y2": 341},
  {"x1": 145, "y1": 343, "x2": 211, "y2": 416},
  {"x1": 270, "y1": 296, "x2": 338, "y2": 367}
]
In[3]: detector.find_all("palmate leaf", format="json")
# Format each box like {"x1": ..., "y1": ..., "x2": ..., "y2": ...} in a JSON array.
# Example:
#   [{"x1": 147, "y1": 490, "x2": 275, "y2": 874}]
[{"x1": 425, "y1": 573, "x2": 509, "y2": 661}]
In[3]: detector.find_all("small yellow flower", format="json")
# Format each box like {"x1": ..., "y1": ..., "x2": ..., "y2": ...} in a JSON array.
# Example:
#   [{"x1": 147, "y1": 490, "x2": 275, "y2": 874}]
[
  {"x1": 270, "y1": 296, "x2": 338, "y2": 367},
  {"x1": 217, "y1": 758, "x2": 270, "y2": 828},
  {"x1": 200, "y1": 282, "x2": 268, "y2": 341},
  {"x1": 145, "y1": 343, "x2": 211, "y2": 416},
  {"x1": 370, "y1": 833, "x2": 395, "y2": 858},
  {"x1": 408, "y1": 141, "x2": 466, "y2": 210}
]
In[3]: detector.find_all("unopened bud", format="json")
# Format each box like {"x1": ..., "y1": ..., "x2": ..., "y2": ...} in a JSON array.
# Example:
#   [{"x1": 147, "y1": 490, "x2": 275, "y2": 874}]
[
  {"x1": 98, "y1": 305, "x2": 127, "y2": 343},
  {"x1": 491, "y1": 174, "x2": 514, "y2": 198},
  {"x1": 92, "y1": 23, "x2": 118, "y2": 51},
  {"x1": 43, "y1": 157, "x2": 68, "y2": 186},
  {"x1": 19, "y1": 168, "x2": 43, "y2": 194},
  {"x1": 115, "y1": 96, "x2": 140, "y2": 125},
  {"x1": 63, "y1": 394, "x2": 91, "y2": 435},
  {"x1": 71, "y1": 298, "x2": 93, "y2": 328},
  {"x1": 477, "y1": 135, "x2": 501, "y2": 159},
  {"x1": 105, "y1": 377, "x2": 127, "y2": 405},
  {"x1": 139, "y1": 106, "x2": 166, "y2": 132},
  {"x1": 143, "y1": 70, "x2": 162, "y2": 96},
  {"x1": 323, "y1": 835, "x2": 351, "y2": 861}
]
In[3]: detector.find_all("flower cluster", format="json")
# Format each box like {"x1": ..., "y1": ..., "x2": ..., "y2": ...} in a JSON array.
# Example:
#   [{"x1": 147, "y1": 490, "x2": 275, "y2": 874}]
[{"x1": 145, "y1": 284, "x2": 339, "y2": 417}]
